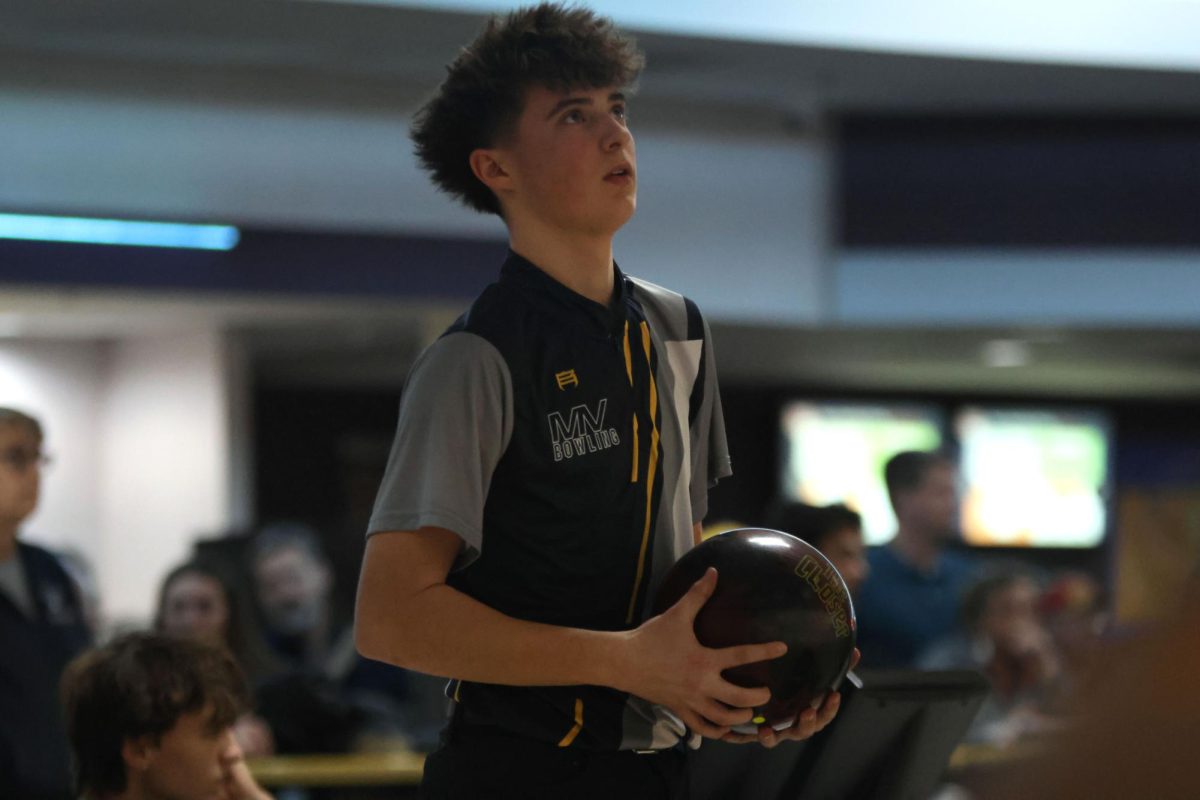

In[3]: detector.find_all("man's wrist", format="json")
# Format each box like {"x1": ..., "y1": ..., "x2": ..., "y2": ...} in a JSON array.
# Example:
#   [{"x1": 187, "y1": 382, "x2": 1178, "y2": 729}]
[{"x1": 577, "y1": 628, "x2": 634, "y2": 692}]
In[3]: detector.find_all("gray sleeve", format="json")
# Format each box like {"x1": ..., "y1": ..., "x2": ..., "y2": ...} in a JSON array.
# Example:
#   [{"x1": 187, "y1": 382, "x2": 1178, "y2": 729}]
[
  {"x1": 366, "y1": 332, "x2": 513, "y2": 563},
  {"x1": 690, "y1": 313, "x2": 732, "y2": 523}
]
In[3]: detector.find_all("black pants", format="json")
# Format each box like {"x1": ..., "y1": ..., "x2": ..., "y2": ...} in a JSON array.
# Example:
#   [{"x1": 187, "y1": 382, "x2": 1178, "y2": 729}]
[{"x1": 420, "y1": 719, "x2": 690, "y2": 800}]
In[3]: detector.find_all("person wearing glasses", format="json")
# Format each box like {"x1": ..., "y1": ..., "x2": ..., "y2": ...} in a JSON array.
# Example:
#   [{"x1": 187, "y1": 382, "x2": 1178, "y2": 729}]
[{"x1": 0, "y1": 406, "x2": 92, "y2": 800}]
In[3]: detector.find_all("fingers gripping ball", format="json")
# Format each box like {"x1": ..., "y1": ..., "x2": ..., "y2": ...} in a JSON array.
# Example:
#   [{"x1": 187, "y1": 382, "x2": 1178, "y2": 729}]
[{"x1": 653, "y1": 528, "x2": 857, "y2": 734}]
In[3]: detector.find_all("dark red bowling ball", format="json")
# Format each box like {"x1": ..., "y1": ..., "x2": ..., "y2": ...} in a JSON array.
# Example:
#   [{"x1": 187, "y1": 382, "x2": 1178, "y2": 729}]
[{"x1": 653, "y1": 528, "x2": 856, "y2": 732}]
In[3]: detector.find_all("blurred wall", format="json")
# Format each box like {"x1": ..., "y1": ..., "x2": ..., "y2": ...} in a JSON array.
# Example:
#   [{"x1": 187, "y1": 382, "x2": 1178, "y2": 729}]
[
  {"x1": 836, "y1": 250, "x2": 1200, "y2": 325},
  {"x1": 0, "y1": 329, "x2": 242, "y2": 622},
  {"x1": 0, "y1": 85, "x2": 832, "y2": 325}
]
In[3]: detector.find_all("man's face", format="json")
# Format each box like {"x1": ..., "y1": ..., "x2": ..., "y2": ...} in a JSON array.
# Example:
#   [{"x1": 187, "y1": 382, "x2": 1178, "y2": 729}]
[
  {"x1": 0, "y1": 423, "x2": 43, "y2": 533},
  {"x1": 899, "y1": 463, "x2": 960, "y2": 540},
  {"x1": 821, "y1": 526, "x2": 869, "y2": 597},
  {"x1": 135, "y1": 709, "x2": 242, "y2": 800},
  {"x1": 980, "y1": 578, "x2": 1043, "y2": 657},
  {"x1": 254, "y1": 546, "x2": 329, "y2": 636},
  {"x1": 490, "y1": 84, "x2": 637, "y2": 236}
]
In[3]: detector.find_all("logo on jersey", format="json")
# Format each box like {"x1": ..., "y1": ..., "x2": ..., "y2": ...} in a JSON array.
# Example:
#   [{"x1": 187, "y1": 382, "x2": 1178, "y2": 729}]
[
  {"x1": 555, "y1": 369, "x2": 579, "y2": 390},
  {"x1": 547, "y1": 398, "x2": 621, "y2": 461}
]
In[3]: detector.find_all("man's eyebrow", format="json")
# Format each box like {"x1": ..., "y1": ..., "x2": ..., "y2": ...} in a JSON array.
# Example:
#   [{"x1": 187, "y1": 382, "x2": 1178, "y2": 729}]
[{"x1": 545, "y1": 92, "x2": 627, "y2": 120}]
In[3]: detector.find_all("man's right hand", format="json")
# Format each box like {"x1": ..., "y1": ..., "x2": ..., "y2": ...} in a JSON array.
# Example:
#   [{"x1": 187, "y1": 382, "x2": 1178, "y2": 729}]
[{"x1": 616, "y1": 567, "x2": 787, "y2": 739}]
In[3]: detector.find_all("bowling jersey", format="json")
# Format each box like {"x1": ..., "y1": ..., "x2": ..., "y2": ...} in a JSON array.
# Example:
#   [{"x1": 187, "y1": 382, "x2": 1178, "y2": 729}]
[{"x1": 368, "y1": 250, "x2": 731, "y2": 750}]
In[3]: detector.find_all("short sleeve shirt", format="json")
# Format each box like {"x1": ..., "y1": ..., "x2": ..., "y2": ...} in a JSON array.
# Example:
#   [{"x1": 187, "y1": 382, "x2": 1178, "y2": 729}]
[
  {"x1": 368, "y1": 251, "x2": 731, "y2": 750},
  {"x1": 853, "y1": 545, "x2": 977, "y2": 668}
]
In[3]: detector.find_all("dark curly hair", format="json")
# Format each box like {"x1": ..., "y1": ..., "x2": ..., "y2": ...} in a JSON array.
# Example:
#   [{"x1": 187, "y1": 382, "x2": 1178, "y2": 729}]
[
  {"x1": 62, "y1": 633, "x2": 250, "y2": 796},
  {"x1": 411, "y1": 2, "x2": 644, "y2": 216}
]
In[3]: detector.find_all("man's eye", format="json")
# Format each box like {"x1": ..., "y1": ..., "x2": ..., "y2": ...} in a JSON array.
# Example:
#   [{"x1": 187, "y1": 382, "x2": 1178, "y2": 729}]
[
  {"x1": 612, "y1": 105, "x2": 627, "y2": 121},
  {"x1": 564, "y1": 109, "x2": 584, "y2": 123}
]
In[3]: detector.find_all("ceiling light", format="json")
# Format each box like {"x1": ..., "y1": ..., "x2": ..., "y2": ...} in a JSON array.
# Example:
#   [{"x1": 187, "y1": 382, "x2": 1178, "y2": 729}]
[
  {"x1": 0, "y1": 213, "x2": 239, "y2": 251},
  {"x1": 981, "y1": 339, "x2": 1030, "y2": 368}
]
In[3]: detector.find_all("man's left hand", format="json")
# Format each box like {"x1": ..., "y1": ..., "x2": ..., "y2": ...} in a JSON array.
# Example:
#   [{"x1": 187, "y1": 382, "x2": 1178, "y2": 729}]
[{"x1": 721, "y1": 647, "x2": 860, "y2": 749}]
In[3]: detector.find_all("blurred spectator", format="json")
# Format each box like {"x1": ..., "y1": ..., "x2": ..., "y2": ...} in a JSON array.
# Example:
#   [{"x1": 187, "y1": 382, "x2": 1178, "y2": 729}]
[
  {"x1": 985, "y1": 570, "x2": 1200, "y2": 799},
  {"x1": 155, "y1": 561, "x2": 278, "y2": 756},
  {"x1": 1038, "y1": 570, "x2": 1108, "y2": 711},
  {"x1": 62, "y1": 632, "x2": 272, "y2": 800},
  {"x1": 765, "y1": 501, "x2": 870, "y2": 595},
  {"x1": 855, "y1": 450, "x2": 976, "y2": 667},
  {"x1": 251, "y1": 523, "x2": 440, "y2": 752},
  {"x1": 0, "y1": 406, "x2": 91, "y2": 800},
  {"x1": 251, "y1": 524, "x2": 368, "y2": 676},
  {"x1": 156, "y1": 560, "x2": 279, "y2": 681},
  {"x1": 919, "y1": 568, "x2": 1062, "y2": 745}
]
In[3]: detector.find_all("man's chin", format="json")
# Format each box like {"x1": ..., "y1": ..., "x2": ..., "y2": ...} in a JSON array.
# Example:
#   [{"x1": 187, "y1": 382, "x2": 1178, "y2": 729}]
[{"x1": 604, "y1": 201, "x2": 637, "y2": 235}]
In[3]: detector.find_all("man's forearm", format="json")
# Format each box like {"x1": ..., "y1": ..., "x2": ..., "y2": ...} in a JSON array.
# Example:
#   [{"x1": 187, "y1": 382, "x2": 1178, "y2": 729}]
[{"x1": 356, "y1": 581, "x2": 632, "y2": 692}]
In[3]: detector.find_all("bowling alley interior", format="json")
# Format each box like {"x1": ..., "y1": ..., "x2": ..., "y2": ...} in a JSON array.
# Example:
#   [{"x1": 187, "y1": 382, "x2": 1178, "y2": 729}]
[{"x1": 3, "y1": 2, "x2": 1200, "y2": 798}]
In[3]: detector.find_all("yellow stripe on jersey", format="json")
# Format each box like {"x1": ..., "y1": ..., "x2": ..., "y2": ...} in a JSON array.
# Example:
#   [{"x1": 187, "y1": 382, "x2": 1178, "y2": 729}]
[
  {"x1": 624, "y1": 319, "x2": 639, "y2": 483},
  {"x1": 631, "y1": 415, "x2": 639, "y2": 483},
  {"x1": 557, "y1": 698, "x2": 585, "y2": 747},
  {"x1": 626, "y1": 322, "x2": 661, "y2": 624},
  {"x1": 622, "y1": 320, "x2": 634, "y2": 385}
]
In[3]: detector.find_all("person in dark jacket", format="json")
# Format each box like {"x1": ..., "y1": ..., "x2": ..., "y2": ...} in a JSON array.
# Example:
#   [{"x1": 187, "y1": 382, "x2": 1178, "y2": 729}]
[{"x1": 0, "y1": 406, "x2": 91, "y2": 799}]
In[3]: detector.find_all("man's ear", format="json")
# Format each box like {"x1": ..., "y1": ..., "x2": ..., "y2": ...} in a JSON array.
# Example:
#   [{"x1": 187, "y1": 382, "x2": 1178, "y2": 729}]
[
  {"x1": 469, "y1": 148, "x2": 514, "y2": 195},
  {"x1": 122, "y1": 736, "x2": 157, "y2": 772}
]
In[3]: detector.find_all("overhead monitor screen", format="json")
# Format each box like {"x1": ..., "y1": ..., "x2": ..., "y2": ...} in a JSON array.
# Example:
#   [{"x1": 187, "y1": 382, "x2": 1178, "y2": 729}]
[{"x1": 956, "y1": 406, "x2": 1110, "y2": 547}]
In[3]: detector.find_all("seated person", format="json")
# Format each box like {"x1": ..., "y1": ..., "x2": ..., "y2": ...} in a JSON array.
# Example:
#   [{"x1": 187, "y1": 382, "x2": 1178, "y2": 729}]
[
  {"x1": 855, "y1": 450, "x2": 977, "y2": 667},
  {"x1": 61, "y1": 632, "x2": 272, "y2": 800},
  {"x1": 251, "y1": 524, "x2": 431, "y2": 751},
  {"x1": 765, "y1": 502, "x2": 869, "y2": 596},
  {"x1": 156, "y1": 561, "x2": 278, "y2": 756},
  {"x1": 919, "y1": 568, "x2": 1062, "y2": 745},
  {"x1": 991, "y1": 568, "x2": 1200, "y2": 799},
  {"x1": 1038, "y1": 570, "x2": 1108, "y2": 713}
]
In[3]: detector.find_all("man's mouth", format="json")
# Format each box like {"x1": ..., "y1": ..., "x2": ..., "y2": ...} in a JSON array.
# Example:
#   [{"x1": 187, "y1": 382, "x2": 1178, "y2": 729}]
[{"x1": 605, "y1": 164, "x2": 634, "y2": 183}]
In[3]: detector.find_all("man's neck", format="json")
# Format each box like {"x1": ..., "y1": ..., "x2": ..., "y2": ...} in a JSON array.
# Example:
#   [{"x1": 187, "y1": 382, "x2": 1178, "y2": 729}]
[
  {"x1": 889, "y1": 526, "x2": 941, "y2": 574},
  {"x1": 508, "y1": 221, "x2": 616, "y2": 306}
]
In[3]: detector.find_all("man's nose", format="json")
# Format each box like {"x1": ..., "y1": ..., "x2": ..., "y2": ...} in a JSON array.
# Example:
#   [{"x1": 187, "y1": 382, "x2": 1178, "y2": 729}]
[
  {"x1": 218, "y1": 727, "x2": 243, "y2": 763},
  {"x1": 601, "y1": 116, "x2": 632, "y2": 150}
]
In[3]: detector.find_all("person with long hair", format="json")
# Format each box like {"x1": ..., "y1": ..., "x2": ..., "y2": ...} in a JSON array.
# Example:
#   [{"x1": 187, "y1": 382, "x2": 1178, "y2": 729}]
[{"x1": 155, "y1": 561, "x2": 276, "y2": 757}]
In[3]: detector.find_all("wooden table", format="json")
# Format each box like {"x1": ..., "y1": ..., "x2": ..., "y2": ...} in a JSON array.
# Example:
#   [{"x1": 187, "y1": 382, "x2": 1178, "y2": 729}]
[
  {"x1": 248, "y1": 751, "x2": 426, "y2": 788},
  {"x1": 947, "y1": 738, "x2": 1050, "y2": 771},
  {"x1": 248, "y1": 741, "x2": 1045, "y2": 793}
]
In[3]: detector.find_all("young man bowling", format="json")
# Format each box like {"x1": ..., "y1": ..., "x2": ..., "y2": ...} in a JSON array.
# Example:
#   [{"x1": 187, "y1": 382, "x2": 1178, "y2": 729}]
[{"x1": 355, "y1": 5, "x2": 849, "y2": 797}]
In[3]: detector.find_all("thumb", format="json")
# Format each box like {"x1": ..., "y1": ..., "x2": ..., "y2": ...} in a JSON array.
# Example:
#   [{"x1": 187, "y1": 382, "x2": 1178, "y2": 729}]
[{"x1": 673, "y1": 566, "x2": 718, "y2": 619}]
